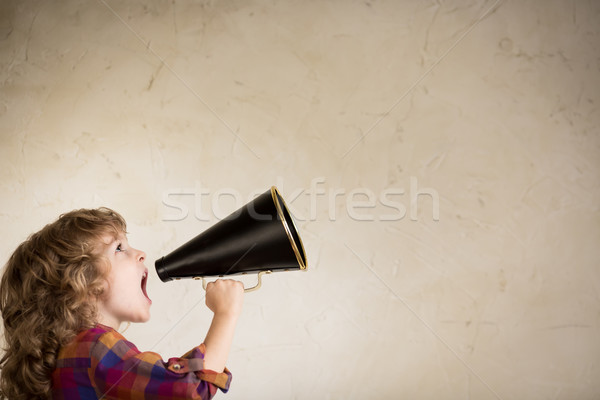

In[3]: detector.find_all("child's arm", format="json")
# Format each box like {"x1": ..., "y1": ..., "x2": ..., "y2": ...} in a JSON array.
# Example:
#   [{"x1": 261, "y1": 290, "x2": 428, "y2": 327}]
[{"x1": 203, "y1": 279, "x2": 244, "y2": 373}]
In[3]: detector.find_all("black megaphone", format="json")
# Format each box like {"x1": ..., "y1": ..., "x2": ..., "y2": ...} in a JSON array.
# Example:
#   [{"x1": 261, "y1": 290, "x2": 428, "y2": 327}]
[{"x1": 155, "y1": 186, "x2": 307, "y2": 292}]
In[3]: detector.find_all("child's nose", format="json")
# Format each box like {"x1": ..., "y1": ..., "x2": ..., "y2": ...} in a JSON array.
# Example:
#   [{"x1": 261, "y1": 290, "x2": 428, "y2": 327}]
[{"x1": 137, "y1": 249, "x2": 146, "y2": 262}]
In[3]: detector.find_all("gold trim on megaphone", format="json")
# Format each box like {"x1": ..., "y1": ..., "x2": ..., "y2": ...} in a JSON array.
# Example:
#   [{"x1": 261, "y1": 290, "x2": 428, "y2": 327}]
[{"x1": 270, "y1": 186, "x2": 307, "y2": 270}]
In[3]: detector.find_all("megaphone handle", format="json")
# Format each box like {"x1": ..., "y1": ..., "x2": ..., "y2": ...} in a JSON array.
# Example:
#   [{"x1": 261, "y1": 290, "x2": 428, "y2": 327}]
[{"x1": 200, "y1": 270, "x2": 272, "y2": 293}]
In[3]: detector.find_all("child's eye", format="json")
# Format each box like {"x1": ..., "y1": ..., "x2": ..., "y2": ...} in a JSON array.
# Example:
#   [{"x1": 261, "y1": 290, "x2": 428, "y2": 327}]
[{"x1": 116, "y1": 244, "x2": 124, "y2": 252}]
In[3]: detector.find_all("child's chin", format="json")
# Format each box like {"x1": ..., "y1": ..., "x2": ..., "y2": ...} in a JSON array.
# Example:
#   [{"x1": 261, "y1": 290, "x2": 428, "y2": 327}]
[{"x1": 132, "y1": 312, "x2": 151, "y2": 323}]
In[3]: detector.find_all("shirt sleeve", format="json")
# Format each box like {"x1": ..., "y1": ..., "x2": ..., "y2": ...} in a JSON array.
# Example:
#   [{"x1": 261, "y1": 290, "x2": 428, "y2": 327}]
[{"x1": 89, "y1": 330, "x2": 232, "y2": 400}]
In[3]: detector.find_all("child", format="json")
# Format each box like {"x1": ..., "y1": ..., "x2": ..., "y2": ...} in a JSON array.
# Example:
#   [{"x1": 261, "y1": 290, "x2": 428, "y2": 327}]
[{"x1": 0, "y1": 207, "x2": 244, "y2": 400}]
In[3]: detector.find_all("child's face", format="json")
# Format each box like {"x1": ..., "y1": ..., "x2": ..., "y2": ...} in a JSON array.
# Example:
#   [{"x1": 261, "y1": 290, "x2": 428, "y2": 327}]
[{"x1": 95, "y1": 232, "x2": 152, "y2": 330}]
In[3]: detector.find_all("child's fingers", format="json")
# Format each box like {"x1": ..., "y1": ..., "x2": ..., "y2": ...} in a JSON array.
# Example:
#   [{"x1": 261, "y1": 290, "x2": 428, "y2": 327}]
[
  {"x1": 206, "y1": 279, "x2": 243, "y2": 291},
  {"x1": 205, "y1": 279, "x2": 244, "y2": 316}
]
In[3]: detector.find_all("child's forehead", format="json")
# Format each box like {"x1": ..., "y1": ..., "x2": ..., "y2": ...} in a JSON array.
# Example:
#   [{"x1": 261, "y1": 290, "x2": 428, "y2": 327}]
[{"x1": 100, "y1": 231, "x2": 127, "y2": 245}]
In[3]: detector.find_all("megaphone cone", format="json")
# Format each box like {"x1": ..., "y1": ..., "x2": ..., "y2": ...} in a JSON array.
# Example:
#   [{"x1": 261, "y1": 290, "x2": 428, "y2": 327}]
[{"x1": 155, "y1": 186, "x2": 307, "y2": 291}]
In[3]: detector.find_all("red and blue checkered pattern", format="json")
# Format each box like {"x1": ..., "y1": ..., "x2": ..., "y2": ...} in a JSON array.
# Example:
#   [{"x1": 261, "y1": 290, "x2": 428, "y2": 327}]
[{"x1": 51, "y1": 324, "x2": 231, "y2": 399}]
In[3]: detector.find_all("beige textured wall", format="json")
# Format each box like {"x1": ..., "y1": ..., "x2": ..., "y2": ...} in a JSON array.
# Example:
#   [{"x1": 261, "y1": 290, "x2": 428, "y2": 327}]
[{"x1": 1, "y1": 1, "x2": 599, "y2": 399}]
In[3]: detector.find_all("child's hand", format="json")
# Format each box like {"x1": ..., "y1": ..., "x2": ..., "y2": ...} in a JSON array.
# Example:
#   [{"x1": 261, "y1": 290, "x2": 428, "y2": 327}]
[
  {"x1": 205, "y1": 279, "x2": 244, "y2": 318},
  {"x1": 203, "y1": 279, "x2": 244, "y2": 372}
]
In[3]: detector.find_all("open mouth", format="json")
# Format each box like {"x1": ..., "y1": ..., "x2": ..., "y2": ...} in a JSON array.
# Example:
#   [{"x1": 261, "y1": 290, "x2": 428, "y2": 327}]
[{"x1": 141, "y1": 270, "x2": 152, "y2": 304}]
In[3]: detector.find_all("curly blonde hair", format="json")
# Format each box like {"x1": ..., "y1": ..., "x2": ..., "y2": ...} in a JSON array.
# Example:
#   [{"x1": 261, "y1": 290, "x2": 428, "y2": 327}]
[{"x1": 0, "y1": 207, "x2": 127, "y2": 400}]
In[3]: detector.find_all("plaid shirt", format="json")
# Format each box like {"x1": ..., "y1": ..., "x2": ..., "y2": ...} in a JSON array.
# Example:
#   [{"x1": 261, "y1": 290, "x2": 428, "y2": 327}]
[{"x1": 51, "y1": 324, "x2": 232, "y2": 399}]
